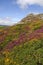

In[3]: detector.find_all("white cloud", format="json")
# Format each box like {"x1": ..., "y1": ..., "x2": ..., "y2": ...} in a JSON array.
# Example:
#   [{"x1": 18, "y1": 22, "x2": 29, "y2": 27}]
[
  {"x1": 0, "y1": 17, "x2": 19, "y2": 26},
  {"x1": 16, "y1": 0, "x2": 43, "y2": 8}
]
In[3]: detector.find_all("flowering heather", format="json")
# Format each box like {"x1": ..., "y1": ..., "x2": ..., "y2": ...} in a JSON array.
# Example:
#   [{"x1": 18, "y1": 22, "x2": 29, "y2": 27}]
[{"x1": 0, "y1": 14, "x2": 43, "y2": 65}]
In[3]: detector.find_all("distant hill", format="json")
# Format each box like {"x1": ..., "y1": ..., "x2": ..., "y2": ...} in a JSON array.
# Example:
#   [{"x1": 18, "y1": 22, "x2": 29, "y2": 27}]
[{"x1": 0, "y1": 14, "x2": 43, "y2": 65}]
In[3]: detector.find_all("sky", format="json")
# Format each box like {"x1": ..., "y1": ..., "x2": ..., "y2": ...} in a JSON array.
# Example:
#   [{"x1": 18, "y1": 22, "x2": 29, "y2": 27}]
[{"x1": 0, "y1": 0, "x2": 43, "y2": 25}]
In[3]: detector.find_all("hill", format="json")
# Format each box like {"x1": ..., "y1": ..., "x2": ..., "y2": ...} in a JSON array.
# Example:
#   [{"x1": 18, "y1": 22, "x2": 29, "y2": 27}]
[{"x1": 0, "y1": 14, "x2": 43, "y2": 65}]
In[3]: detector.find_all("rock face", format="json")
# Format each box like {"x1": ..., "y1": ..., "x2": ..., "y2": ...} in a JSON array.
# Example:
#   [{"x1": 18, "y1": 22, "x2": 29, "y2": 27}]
[{"x1": 20, "y1": 14, "x2": 43, "y2": 23}]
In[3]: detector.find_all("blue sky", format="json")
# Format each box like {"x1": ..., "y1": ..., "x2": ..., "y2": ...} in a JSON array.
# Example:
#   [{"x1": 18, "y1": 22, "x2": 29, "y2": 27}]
[{"x1": 0, "y1": 0, "x2": 43, "y2": 25}]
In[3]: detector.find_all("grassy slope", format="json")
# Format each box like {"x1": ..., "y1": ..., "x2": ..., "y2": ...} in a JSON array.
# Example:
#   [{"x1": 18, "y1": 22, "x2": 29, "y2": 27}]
[{"x1": 0, "y1": 14, "x2": 43, "y2": 65}]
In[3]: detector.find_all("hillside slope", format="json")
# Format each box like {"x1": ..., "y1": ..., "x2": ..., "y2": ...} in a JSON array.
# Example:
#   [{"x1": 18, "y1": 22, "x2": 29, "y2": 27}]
[{"x1": 0, "y1": 14, "x2": 43, "y2": 65}]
